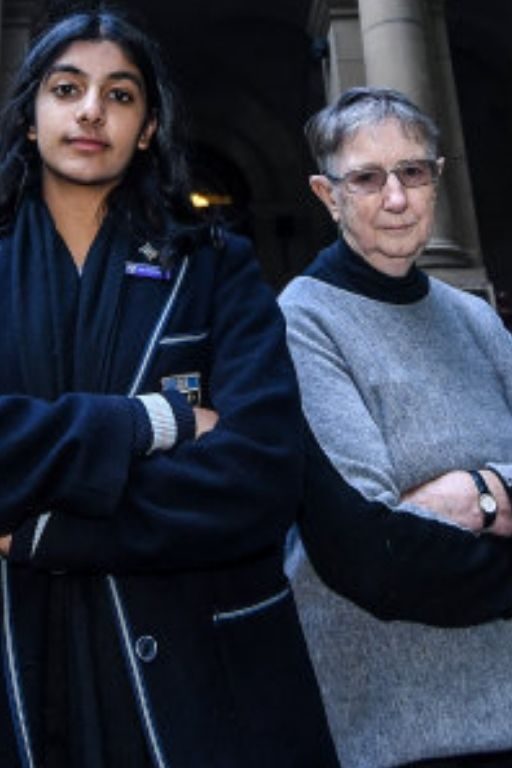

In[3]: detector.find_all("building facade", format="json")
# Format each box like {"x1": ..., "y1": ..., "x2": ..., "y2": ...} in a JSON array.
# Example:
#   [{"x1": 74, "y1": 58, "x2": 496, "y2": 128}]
[{"x1": 0, "y1": 0, "x2": 507, "y2": 305}]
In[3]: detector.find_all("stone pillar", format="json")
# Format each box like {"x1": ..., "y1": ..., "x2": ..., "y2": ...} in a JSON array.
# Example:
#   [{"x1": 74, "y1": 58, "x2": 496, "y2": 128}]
[
  {"x1": 425, "y1": 0, "x2": 484, "y2": 289},
  {"x1": 308, "y1": 0, "x2": 364, "y2": 102},
  {"x1": 357, "y1": 0, "x2": 486, "y2": 284}
]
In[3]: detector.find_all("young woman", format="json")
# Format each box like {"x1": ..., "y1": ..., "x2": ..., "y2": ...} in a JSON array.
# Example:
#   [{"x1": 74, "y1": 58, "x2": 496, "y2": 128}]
[{"x1": 0, "y1": 9, "x2": 337, "y2": 768}]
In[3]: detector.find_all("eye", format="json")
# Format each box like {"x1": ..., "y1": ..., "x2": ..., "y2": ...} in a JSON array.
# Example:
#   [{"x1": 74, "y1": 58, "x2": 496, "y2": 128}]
[
  {"x1": 401, "y1": 163, "x2": 425, "y2": 180},
  {"x1": 51, "y1": 82, "x2": 80, "y2": 98},
  {"x1": 108, "y1": 88, "x2": 135, "y2": 104},
  {"x1": 396, "y1": 160, "x2": 434, "y2": 187},
  {"x1": 353, "y1": 170, "x2": 381, "y2": 184},
  {"x1": 346, "y1": 168, "x2": 385, "y2": 192}
]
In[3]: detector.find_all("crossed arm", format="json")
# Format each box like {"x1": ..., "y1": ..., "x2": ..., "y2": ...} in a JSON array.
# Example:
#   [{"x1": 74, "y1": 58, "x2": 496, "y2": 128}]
[
  {"x1": 2, "y1": 448, "x2": 506, "y2": 558},
  {"x1": 402, "y1": 469, "x2": 512, "y2": 537},
  {"x1": 0, "y1": 241, "x2": 302, "y2": 573},
  {"x1": 0, "y1": 405, "x2": 219, "y2": 558},
  {"x1": 282, "y1": 291, "x2": 512, "y2": 538}
]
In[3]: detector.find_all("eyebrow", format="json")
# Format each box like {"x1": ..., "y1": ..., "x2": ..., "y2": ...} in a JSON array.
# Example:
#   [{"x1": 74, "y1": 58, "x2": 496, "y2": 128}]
[
  {"x1": 347, "y1": 158, "x2": 429, "y2": 171},
  {"x1": 43, "y1": 64, "x2": 144, "y2": 91}
]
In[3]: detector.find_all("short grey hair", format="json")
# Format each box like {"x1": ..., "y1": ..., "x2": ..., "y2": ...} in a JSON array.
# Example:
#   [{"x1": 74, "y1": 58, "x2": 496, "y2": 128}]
[{"x1": 305, "y1": 87, "x2": 441, "y2": 172}]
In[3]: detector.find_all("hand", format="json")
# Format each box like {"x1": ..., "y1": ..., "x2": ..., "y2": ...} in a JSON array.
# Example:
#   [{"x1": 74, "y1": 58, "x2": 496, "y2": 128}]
[
  {"x1": 193, "y1": 407, "x2": 219, "y2": 438},
  {"x1": 0, "y1": 535, "x2": 12, "y2": 557},
  {"x1": 402, "y1": 469, "x2": 512, "y2": 538},
  {"x1": 402, "y1": 471, "x2": 483, "y2": 531}
]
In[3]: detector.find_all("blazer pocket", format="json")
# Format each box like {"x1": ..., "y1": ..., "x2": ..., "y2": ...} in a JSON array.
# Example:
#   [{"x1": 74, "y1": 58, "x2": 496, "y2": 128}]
[
  {"x1": 153, "y1": 329, "x2": 211, "y2": 406},
  {"x1": 212, "y1": 583, "x2": 332, "y2": 764},
  {"x1": 212, "y1": 586, "x2": 292, "y2": 624},
  {"x1": 158, "y1": 330, "x2": 210, "y2": 346}
]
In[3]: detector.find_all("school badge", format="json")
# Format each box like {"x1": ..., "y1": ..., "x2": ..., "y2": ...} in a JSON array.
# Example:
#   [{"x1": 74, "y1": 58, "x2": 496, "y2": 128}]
[{"x1": 162, "y1": 372, "x2": 202, "y2": 406}]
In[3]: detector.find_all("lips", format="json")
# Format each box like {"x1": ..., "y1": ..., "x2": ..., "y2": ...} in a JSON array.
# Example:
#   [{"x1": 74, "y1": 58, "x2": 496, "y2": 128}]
[
  {"x1": 65, "y1": 136, "x2": 109, "y2": 150},
  {"x1": 381, "y1": 223, "x2": 416, "y2": 232},
  {"x1": 383, "y1": 222, "x2": 416, "y2": 228}
]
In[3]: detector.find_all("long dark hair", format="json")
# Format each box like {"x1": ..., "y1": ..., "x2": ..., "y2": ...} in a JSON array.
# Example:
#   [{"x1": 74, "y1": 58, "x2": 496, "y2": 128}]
[{"x1": 0, "y1": 7, "x2": 203, "y2": 254}]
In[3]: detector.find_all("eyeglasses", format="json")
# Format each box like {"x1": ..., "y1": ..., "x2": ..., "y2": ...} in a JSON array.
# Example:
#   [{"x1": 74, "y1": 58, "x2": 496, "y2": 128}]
[{"x1": 324, "y1": 159, "x2": 440, "y2": 196}]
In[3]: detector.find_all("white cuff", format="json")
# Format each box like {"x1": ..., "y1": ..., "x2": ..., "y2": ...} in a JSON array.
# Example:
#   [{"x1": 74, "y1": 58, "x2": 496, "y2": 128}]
[{"x1": 136, "y1": 393, "x2": 178, "y2": 453}]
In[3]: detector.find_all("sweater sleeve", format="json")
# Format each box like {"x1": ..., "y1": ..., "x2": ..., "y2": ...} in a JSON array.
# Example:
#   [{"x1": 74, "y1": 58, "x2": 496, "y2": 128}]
[
  {"x1": 0, "y1": 393, "x2": 137, "y2": 534},
  {"x1": 10, "y1": 238, "x2": 303, "y2": 572},
  {"x1": 280, "y1": 288, "x2": 512, "y2": 628},
  {"x1": 461, "y1": 292, "x2": 512, "y2": 489},
  {"x1": 0, "y1": 389, "x2": 194, "y2": 536}
]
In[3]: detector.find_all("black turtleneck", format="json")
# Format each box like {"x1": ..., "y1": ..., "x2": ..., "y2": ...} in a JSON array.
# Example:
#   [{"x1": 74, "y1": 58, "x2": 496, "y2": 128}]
[{"x1": 304, "y1": 236, "x2": 429, "y2": 305}]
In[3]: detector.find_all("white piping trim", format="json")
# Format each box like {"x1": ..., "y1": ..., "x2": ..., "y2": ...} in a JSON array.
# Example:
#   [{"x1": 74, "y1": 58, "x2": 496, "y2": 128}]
[
  {"x1": 107, "y1": 576, "x2": 168, "y2": 768},
  {"x1": 129, "y1": 257, "x2": 189, "y2": 396},
  {"x1": 213, "y1": 587, "x2": 291, "y2": 624},
  {"x1": 158, "y1": 331, "x2": 208, "y2": 346},
  {"x1": 104, "y1": 259, "x2": 190, "y2": 768},
  {"x1": 1, "y1": 561, "x2": 35, "y2": 768},
  {"x1": 30, "y1": 512, "x2": 52, "y2": 558}
]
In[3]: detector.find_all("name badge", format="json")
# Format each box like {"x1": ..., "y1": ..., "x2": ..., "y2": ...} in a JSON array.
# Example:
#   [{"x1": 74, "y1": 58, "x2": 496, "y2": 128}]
[{"x1": 125, "y1": 261, "x2": 172, "y2": 281}]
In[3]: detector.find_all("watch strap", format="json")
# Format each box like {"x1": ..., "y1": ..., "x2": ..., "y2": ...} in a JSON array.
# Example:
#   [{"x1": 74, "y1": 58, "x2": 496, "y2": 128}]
[
  {"x1": 468, "y1": 469, "x2": 487, "y2": 496},
  {"x1": 468, "y1": 469, "x2": 497, "y2": 529}
]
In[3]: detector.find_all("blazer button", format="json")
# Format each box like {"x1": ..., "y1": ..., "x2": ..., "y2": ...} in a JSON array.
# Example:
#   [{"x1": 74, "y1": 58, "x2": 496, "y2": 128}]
[{"x1": 135, "y1": 635, "x2": 158, "y2": 663}]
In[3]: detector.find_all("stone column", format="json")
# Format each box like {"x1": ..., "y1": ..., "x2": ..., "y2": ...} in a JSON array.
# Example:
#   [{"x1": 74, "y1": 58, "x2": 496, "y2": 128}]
[
  {"x1": 357, "y1": 0, "x2": 485, "y2": 282},
  {"x1": 308, "y1": 0, "x2": 365, "y2": 102}
]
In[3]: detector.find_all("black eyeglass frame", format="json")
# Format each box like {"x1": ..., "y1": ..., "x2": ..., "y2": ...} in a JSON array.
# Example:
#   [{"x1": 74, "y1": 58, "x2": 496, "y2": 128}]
[{"x1": 323, "y1": 158, "x2": 441, "y2": 195}]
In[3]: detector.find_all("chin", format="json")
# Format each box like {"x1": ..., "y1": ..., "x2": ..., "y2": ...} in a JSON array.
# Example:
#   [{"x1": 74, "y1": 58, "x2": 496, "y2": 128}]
[
  {"x1": 368, "y1": 248, "x2": 416, "y2": 276},
  {"x1": 379, "y1": 239, "x2": 423, "y2": 260}
]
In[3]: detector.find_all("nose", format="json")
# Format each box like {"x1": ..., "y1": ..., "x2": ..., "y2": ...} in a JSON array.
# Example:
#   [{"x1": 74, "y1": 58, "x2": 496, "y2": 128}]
[
  {"x1": 75, "y1": 89, "x2": 105, "y2": 126},
  {"x1": 381, "y1": 171, "x2": 408, "y2": 212}
]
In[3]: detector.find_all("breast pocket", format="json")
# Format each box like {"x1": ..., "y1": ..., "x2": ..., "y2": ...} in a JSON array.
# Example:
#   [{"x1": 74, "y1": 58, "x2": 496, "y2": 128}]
[{"x1": 152, "y1": 330, "x2": 211, "y2": 407}]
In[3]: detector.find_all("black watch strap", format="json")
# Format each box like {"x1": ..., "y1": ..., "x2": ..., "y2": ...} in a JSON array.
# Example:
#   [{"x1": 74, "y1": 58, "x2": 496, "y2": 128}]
[{"x1": 468, "y1": 470, "x2": 497, "y2": 529}]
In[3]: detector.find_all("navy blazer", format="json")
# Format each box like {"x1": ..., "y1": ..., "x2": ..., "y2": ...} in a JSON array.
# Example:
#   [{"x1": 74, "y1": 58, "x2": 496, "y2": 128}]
[{"x1": 0, "y1": 230, "x2": 338, "y2": 767}]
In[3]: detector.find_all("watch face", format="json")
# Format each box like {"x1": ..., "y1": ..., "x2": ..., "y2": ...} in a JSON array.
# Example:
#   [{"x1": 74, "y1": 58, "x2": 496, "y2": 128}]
[{"x1": 480, "y1": 493, "x2": 497, "y2": 514}]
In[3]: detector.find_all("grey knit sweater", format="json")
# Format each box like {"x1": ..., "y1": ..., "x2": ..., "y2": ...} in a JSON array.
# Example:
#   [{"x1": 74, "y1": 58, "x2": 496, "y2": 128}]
[{"x1": 280, "y1": 238, "x2": 512, "y2": 768}]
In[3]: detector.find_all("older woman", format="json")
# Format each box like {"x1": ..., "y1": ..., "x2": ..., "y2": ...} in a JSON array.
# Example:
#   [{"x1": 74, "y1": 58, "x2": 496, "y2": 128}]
[{"x1": 280, "y1": 87, "x2": 512, "y2": 767}]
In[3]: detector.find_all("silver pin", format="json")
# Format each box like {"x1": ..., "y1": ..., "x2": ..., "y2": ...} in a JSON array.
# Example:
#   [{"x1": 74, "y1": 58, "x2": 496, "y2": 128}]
[{"x1": 138, "y1": 242, "x2": 159, "y2": 262}]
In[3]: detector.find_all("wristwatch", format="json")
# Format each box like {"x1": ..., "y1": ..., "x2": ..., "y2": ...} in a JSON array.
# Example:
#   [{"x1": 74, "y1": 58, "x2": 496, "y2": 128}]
[{"x1": 468, "y1": 470, "x2": 497, "y2": 529}]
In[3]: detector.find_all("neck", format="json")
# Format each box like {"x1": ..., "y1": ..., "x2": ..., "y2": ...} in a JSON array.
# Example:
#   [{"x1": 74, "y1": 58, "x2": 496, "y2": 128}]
[{"x1": 42, "y1": 177, "x2": 112, "y2": 269}]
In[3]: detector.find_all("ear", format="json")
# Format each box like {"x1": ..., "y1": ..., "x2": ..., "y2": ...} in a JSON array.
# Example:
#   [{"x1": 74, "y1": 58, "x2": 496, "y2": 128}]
[
  {"x1": 436, "y1": 157, "x2": 445, "y2": 178},
  {"x1": 137, "y1": 114, "x2": 157, "y2": 151},
  {"x1": 309, "y1": 175, "x2": 342, "y2": 223},
  {"x1": 27, "y1": 125, "x2": 37, "y2": 142}
]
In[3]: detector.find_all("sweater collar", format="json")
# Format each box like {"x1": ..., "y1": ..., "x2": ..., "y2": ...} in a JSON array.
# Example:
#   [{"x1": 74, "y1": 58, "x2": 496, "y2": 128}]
[{"x1": 306, "y1": 236, "x2": 429, "y2": 304}]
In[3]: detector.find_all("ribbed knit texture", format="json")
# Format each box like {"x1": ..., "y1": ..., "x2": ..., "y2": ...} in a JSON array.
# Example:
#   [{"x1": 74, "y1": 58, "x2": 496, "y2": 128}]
[{"x1": 136, "y1": 393, "x2": 178, "y2": 453}]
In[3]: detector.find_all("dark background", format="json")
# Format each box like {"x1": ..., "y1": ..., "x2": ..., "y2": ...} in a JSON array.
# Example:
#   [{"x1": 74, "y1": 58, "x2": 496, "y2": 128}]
[{"x1": 42, "y1": 0, "x2": 512, "y2": 302}]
